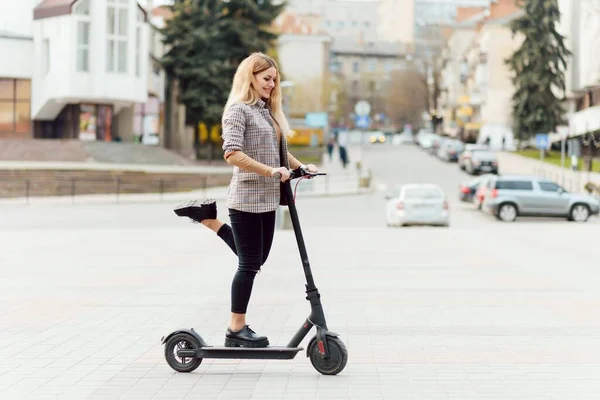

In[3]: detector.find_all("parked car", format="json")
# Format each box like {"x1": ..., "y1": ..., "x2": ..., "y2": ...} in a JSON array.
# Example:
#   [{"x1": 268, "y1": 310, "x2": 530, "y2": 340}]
[
  {"x1": 369, "y1": 131, "x2": 386, "y2": 144},
  {"x1": 464, "y1": 150, "x2": 498, "y2": 175},
  {"x1": 385, "y1": 183, "x2": 450, "y2": 227},
  {"x1": 417, "y1": 133, "x2": 435, "y2": 149},
  {"x1": 459, "y1": 174, "x2": 493, "y2": 203},
  {"x1": 458, "y1": 144, "x2": 488, "y2": 170},
  {"x1": 427, "y1": 134, "x2": 443, "y2": 155},
  {"x1": 482, "y1": 175, "x2": 600, "y2": 222},
  {"x1": 391, "y1": 133, "x2": 413, "y2": 145},
  {"x1": 438, "y1": 139, "x2": 465, "y2": 162}
]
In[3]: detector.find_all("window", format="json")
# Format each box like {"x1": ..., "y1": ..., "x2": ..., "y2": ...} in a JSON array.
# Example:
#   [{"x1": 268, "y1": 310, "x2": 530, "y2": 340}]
[
  {"x1": 495, "y1": 180, "x2": 533, "y2": 191},
  {"x1": 368, "y1": 81, "x2": 375, "y2": 94},
  {"x1": 367, "y1": 59, "x2": 376, "y2": 72},
  {"x1": 0, "y1": 79, "x2": 31, "y2": 134},
  {"x1": 539, "y1": 182, "x2": 562, "y2": 192},
  {"x1": 135, "y1": 7, "x2": 144, "y2": 77},
  {"x1": 352, "y1": 62, "x2": 359, "y2": 73},
  {"x1": 74, "y1": 0, "x2": 90, "y2": 72},
  {"x1": 107, "y1": 0, "x2": 129, "y2": 73},
  {"x1": 76, "y1": 21, "x2": 90, "y2": 72}
]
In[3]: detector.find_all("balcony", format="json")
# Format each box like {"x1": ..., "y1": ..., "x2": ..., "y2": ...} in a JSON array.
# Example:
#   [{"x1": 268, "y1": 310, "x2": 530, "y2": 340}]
[{"x1": 31, "y1": 0, "x2": 148, "y2": 121}]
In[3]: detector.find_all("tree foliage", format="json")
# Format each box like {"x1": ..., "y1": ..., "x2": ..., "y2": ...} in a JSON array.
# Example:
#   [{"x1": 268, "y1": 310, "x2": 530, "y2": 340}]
[
  {"x1": 161, "y1": 0, "x2": 285, "y2": 156},
  {"x1": 506, "y1": 0, "x2": 570, "y2": 142}
]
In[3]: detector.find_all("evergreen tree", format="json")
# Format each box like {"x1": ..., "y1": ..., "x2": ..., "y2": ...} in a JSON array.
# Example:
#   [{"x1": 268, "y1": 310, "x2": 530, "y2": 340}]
[
  {"x1": 506, "y1": 0, "x2": 570, "y2": 144},
  {"x1": 161, "y1": 0, "x2": 285, "y2": 159}
]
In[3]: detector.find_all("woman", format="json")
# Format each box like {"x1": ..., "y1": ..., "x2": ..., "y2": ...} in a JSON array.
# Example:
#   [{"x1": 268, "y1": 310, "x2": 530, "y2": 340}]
[{"x1": 174, "y1": 53, "x2": 318, "y2": 348}]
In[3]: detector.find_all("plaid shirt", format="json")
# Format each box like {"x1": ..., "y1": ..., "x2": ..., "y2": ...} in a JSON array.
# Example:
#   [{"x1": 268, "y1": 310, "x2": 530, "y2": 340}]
[{"x1": 222, "y1": 100, "x2": 290, "y2": 213}]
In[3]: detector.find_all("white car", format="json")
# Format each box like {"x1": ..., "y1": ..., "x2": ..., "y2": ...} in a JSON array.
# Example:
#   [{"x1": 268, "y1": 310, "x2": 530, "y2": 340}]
[{"x1": 385, "y1": 184, "x2": 450, "y2": 227}]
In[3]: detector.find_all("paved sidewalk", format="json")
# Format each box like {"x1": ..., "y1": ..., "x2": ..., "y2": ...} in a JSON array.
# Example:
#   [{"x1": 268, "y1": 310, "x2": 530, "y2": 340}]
[{"x1": 496, "y1": 151, "x2": 600, "y2": 193}]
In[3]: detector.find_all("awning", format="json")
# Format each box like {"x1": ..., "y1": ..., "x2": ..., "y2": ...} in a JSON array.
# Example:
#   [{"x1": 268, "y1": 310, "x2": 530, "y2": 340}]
[{"x1": 569, "y1": 105, "x2": 600, "y2": 137}]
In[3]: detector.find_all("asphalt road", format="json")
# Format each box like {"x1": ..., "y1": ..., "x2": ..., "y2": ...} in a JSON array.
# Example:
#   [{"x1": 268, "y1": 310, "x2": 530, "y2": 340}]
[{"x1": 1, "y1": 144, "x2": 599, "y2": 399}]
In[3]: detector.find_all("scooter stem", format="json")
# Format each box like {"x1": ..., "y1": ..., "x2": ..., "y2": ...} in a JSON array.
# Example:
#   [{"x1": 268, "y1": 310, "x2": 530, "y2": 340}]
[{"x1": 282, "y1": 179, "x2": 316, "y2": 291}]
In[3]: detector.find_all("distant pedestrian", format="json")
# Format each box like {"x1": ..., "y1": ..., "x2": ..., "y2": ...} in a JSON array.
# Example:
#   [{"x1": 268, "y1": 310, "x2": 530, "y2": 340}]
[
  {"x1": 327, "y1": 135, "x2": 335, "y2": 162},
  {"x1": 337, "y1": 130, "x2": 349, "y2": 168}
]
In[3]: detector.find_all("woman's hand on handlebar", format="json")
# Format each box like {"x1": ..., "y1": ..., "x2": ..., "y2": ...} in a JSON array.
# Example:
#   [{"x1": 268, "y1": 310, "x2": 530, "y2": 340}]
[
  {"x1": 305, "y1": 164, "x2": 319, "y2": 174},
  {"x1": 271, "y1": 167, "x2": 291, "y2": 182}
]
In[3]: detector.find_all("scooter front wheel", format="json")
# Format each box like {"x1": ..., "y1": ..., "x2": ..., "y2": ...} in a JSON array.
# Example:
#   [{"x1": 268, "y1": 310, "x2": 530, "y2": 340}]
[
  {"x1": 308, "y1": 336, "x2": 348, "y2": 375},
  {"x1": 164, "y1": 333, "x2": 203, "y2": 373}
]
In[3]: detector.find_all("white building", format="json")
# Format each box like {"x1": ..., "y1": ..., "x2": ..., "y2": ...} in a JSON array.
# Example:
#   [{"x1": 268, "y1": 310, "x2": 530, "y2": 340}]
[
  {"x1": 558, "y1": 0, "x2": 600, "y2": 139},
  {"x1": 0, "y1": 0, "x2": 151, "y2": 142},
  {"x1": 285, "y1": 0, "x2": 380, "y2": 44}
]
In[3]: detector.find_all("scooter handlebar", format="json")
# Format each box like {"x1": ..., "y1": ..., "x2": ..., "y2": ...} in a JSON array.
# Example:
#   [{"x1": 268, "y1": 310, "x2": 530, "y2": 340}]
[{"x1": 273, "y1": 167, "x2": 326, "y2": 181}]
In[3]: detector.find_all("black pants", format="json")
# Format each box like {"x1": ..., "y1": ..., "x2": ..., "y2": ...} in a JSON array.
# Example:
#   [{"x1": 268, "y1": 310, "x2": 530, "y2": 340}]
[{"x1": 217, "y1": 209, "x2": 276, "y2": 314}]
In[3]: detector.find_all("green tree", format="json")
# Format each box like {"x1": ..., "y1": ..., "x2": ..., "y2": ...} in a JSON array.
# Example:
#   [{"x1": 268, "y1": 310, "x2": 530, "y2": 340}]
[
  {"x1": 506, "y1": 0, "x2": 570, "y2": 145},
  {"x1": 161, "y1": 0, "x2": 285, "y2": 159}
]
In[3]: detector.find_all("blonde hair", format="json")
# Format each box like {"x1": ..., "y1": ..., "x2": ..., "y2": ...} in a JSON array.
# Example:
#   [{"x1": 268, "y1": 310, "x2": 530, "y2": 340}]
[{"x1": 223, "y1": 52, "x2": 293, "y2": 138}]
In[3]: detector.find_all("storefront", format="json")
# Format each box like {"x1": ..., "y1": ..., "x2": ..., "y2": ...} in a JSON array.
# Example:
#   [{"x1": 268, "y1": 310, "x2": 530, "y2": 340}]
[
  {"x1": 133, "y1": 95, "x2": 161, "y2": 145},
  {"x1": 34, "y1": 103, "x2": 115, "y2": 141},
  {"x1": 0, "y1": 78, "x2": 31, "y2": 138}
]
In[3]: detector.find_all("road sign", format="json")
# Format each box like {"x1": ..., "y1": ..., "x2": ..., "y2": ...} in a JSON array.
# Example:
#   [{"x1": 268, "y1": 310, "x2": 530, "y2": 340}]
[
  {"x1": 355, "y1": 115, "x2": 370, "y2": 129},
  {"x1": 535, "y1": 133, "x2": 549, "y2": 149},
  {"x1": 354, "y1": 101, "x2": 371, "y2": 117}
]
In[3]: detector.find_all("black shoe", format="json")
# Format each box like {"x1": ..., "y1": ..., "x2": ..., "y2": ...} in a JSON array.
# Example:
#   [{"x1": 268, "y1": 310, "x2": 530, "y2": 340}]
[
  {"x1": 173, "y1": 199, "x2": 217, "y2": 224},
  {"x1": 225, "y1": 325, "x2": 269, "y2": 348}
]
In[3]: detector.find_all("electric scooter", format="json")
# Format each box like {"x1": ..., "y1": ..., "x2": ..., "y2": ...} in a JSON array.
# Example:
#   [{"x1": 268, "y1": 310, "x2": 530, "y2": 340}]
[{"x1": 161, "y1": 167, "x2": 348, "y2": 376}]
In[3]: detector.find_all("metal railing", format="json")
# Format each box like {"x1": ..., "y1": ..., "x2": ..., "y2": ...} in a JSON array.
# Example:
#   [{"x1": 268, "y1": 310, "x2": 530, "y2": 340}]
[{"x1": 0, "y1": 172, "x2": 372, "y2": 205}]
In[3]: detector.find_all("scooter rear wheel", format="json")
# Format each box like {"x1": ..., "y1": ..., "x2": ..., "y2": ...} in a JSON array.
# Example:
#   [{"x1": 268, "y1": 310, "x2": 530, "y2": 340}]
[
  {"x1": 164, "y1": 333, "x2": 203, "y2": 373},
  {"x1": 308, "y1": 336, "x2": 348, "y2": 375}
]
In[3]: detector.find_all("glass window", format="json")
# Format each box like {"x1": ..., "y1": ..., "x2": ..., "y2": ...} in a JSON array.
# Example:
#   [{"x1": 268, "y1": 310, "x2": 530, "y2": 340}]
[
  {"x1": 404, "y1": 187, "x2": 443, "y2": 199},
  {"x1": 0, "y1": 79, "x2": 14, "y2": 100},
  {"x1": 0, "y1": 79, "x2": 31, "y2": 134},
  {"x1": 495, "y1": 180, "x2": 533, "y2": 190},
  {"x1": 118, "y1": 8, "x2": 128, "y2": 35},
  {"x1": 118, "y1": 41, "x2": 127, "y2": 72},
  {"x1": 352, "y1": 62, "x2": 359, "y2": 73},
  {"x1": 77, "y1": 20, "x2": 90, "y2": 72},
  {"x1": 107, "y1": 7, "x2": 116, "y2": 34},
  {"x1": 16, "y1": 80, "x2": 30, "y2": 100},
  {"x1": 0, "y1": 102, "x2": 14, "y2": 131},
  {"x1": 73, "y1": 0, "x2": 90, "y2": 15},
  {"x1": 15, "y1": 102, "x2": 30, "y2": 134},
  {"x1": 106, "y1": 40, "x2": 114, "y2": 71},
  {"x1": 107, "y1": 2, "x2": 128, "y2": 73},
  {"x1": 135, "y1": 26, "x2": 141, "y2": 77},
  {"x1": 539, "y1": 182, "x2": 561, "y2": 192}
]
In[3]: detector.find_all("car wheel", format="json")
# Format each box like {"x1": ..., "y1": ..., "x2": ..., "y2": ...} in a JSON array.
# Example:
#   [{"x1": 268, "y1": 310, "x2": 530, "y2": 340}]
[
  {"x1": 497, "y1": 203, "x2": 518, "y2": 222},
  {"x1": 570, "y1": 203, "x2": 590, "y2": 223}
]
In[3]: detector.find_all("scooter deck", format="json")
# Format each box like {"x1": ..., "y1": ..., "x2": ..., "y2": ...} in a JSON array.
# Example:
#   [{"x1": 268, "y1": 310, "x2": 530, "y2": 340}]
[{"x1": 178, "y1": 346, "x2": 304, "y2": 360}]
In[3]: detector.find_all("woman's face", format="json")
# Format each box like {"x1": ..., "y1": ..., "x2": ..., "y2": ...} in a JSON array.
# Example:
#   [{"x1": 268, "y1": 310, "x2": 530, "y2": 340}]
[{"x1": 252, "y1": 66, "x2": 277, "y2": 100}]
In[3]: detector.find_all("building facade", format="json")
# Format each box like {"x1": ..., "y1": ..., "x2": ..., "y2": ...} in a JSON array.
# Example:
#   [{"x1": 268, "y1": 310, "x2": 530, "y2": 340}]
[
  {"x1": 329, "y1": 40, "x2": 408, "y2": 128},
  {"x1": 0, "y1": 0, "x2": 161, "y2": 144},
  {"x1": 437, "y1": 0, "x2": 522, "y2": 145},
  {"x1": 557, "y1": 0, "x2": 600, "y2": 167},
  {"x1": 377, "y1": 0, "x2": 415, "y2": 46},
  {"x1": 272, "y1": 12, "x2": 332, "y2": 118},
  {"x1": 285, "y1": 0, "x2": 380, "y2": 44}
]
